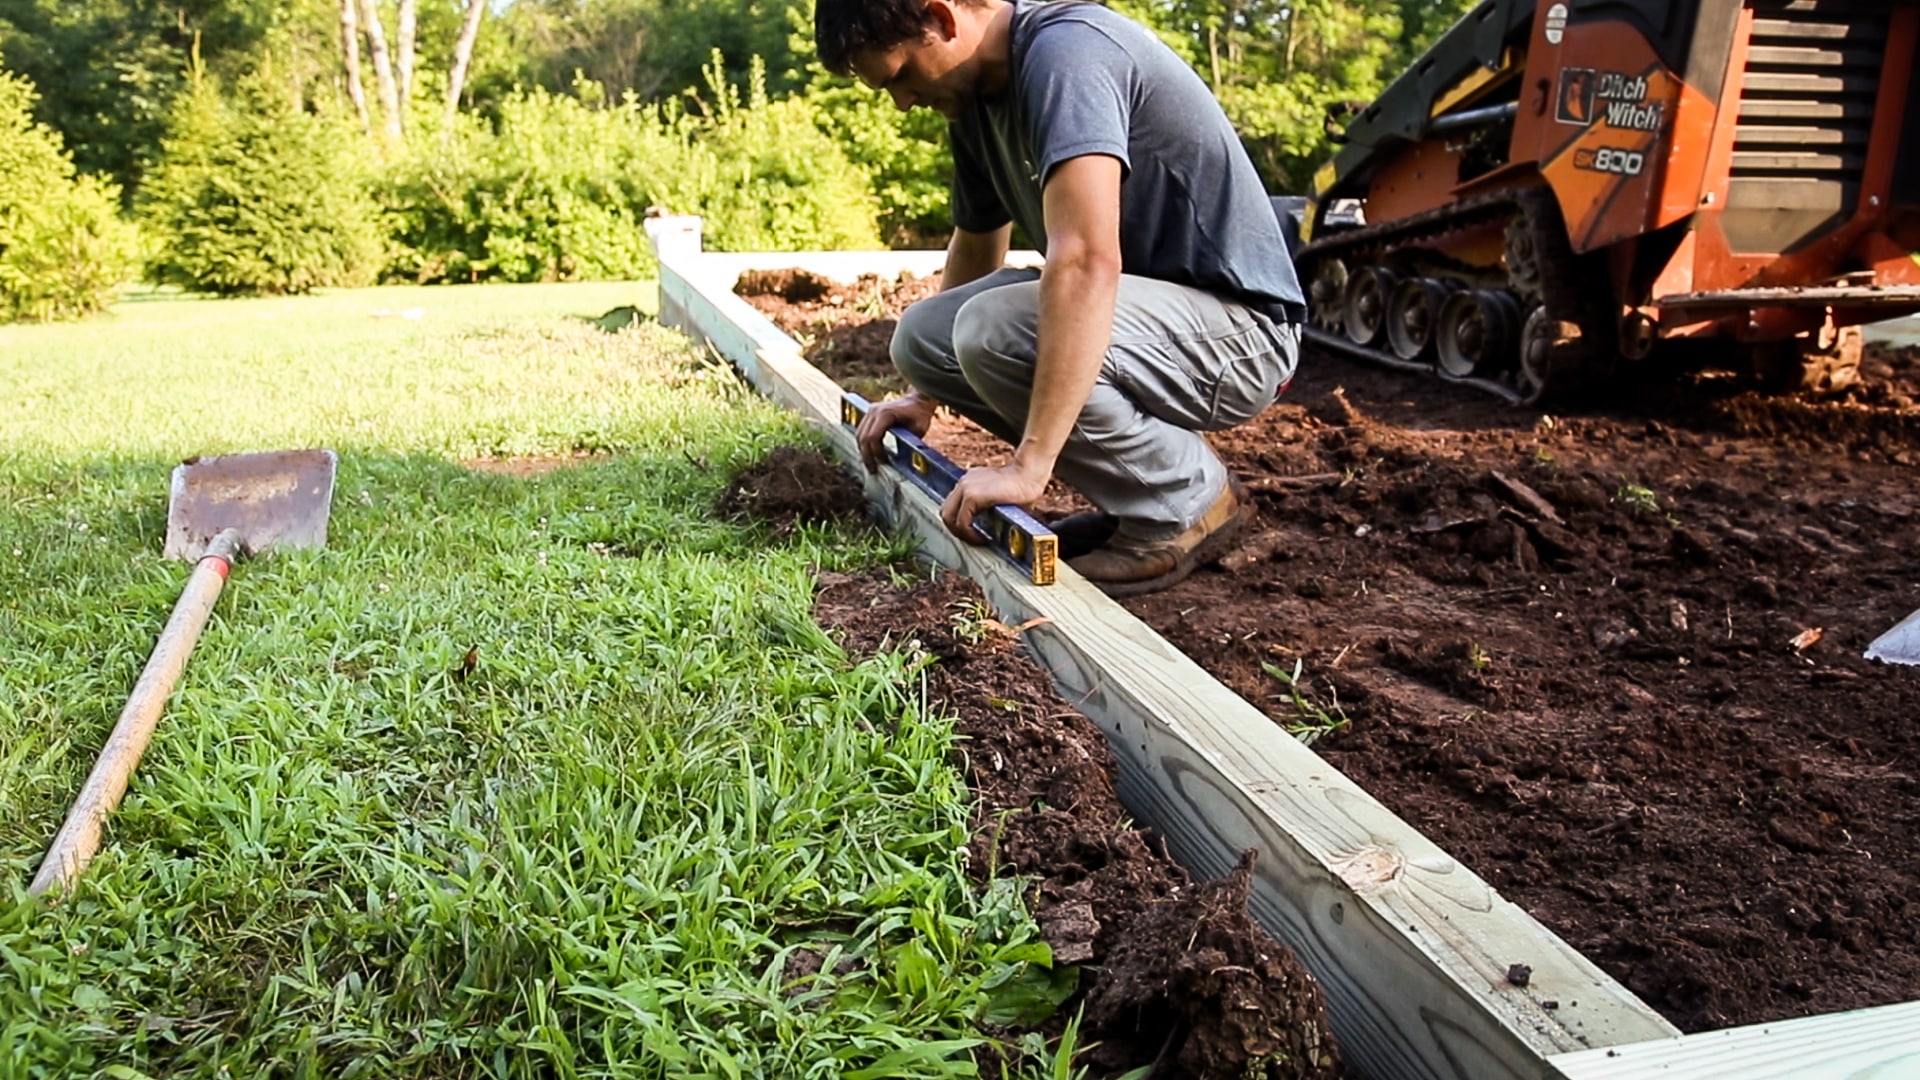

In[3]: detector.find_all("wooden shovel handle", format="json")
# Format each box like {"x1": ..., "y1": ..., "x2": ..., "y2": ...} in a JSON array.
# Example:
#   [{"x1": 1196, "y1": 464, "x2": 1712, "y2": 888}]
[{"x1": 28, "y1": 528, "x2": 242, "y2": 897}]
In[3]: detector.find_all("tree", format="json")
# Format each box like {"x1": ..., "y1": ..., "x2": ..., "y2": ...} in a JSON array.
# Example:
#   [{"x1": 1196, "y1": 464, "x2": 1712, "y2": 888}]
[
  {"x1": 395, "y1": 0, "x2": 415, "y2": 107},
  {"x1": 479, "y1": 0, "x2": 809, "y2": 108},
  {"x1": 142, "y1": 70, "x2": 382, "y2": 295},
  {"x1": 339, "y1": 0, "x2": 369, "y2": 129},
  {"x1": 444, "y1": 0, "x2": 486, "y2": 120},
  {"x1": 0, "y1": 0, "x2": 344, "y2": 202},
  {"x1": 0, "y1": 0, "x2": 209, "y2": 201},
  {"x1": 357, "y1": 0, "x2": 402, "y2": 142},
  {"x1": 0, "y1": 70, "x2": 139, "y2": 320},
  {"x1": 1110, "y1": 0, "x2": 1470, "y2": 193}
]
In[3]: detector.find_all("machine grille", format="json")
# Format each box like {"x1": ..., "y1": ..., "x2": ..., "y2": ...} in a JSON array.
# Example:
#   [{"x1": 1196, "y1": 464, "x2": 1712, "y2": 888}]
[{"x1": 1723, "y1": 0, "x2": 1887, "y2": 252}]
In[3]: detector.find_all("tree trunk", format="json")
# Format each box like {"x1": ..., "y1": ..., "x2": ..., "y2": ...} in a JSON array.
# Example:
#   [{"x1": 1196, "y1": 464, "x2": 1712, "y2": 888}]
[
  {"x1": 444, "y1": 0, "x2": 486, "y2": 121},
  {"x1": 339, "y1": 0, "x2": 369, "y2": 130},
  {"x1": 359, "y1": 0, "x2": 403, "y2": 143},
  {"x1": 396, "y1": 0, "x2": 416, "y2": 111}
]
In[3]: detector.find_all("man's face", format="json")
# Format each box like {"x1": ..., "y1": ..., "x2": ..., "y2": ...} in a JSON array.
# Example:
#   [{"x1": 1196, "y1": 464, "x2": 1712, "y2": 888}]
[{"x1": 851, "y1": 34, "x2": 969, "y2": 119}]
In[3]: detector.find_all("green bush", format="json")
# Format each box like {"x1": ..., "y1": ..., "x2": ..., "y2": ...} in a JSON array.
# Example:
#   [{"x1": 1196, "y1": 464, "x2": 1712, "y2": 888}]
[
  {"x1": 379, "y1": 57, "x2": 881, "y2": 284},
  {"x1": 380, "y1": 86, "x2": 670, "y2": 284},
  {"x1": 668, "y1": 56, "x2": 882, "y2": 253},
  {"x1": 0, "y1": 71, "x2": 139, "y2": 321},
  {"x1": 1217, "y1": 79, "x2": 1345, "y2": 197},
  {"x1": 797, "y1": 83, "x2": 949, "y2": 248},
  {"x1": 141, "y1": 74, "x2": 382, "y2": 295}
]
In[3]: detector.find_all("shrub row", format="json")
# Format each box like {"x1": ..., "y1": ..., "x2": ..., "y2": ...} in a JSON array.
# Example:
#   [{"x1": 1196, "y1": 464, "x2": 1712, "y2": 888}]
[
  {"x1": 380, "y1": 60, "x2": 891, "y2": 287},
  {"x1": 1, "y1": 56, "x2": 945, "y2": 312}
]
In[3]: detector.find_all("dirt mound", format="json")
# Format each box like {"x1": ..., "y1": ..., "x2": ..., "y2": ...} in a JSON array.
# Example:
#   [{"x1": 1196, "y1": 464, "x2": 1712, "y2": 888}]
[
  {"x1": 744, "y1": 272, "x2": 1920, "y2": 1036},
  {"x1": 1085, "y1": 851, "x2": 1341, "y2": 1079},
  {"x1": 715, "y1": 446, "x2": 870, "y2": 532},
  {"x1": 736, "y1": 270, "x2": 941, "y2": 401},
  {"x1": 814, "y1": 568, "x2": 1343, "y2": 1078},
  {"x1": 735, "y1": 267, "x2": 835, "y2": 304}
]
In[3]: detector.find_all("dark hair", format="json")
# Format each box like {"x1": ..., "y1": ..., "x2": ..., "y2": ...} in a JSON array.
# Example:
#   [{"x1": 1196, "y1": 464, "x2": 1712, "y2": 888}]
[{"x1": 813, "y1": 0, "x2": 937, "y2": 76}]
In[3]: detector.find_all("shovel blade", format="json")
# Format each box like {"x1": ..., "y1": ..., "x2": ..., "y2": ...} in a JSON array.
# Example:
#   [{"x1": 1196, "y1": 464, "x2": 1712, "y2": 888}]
[
  {"x1": 1865, "y1": 609, "x2": 1920, "y2": 667},
  {"x1": 164, "y1": 449, "x2": 338, "y2": 561}
]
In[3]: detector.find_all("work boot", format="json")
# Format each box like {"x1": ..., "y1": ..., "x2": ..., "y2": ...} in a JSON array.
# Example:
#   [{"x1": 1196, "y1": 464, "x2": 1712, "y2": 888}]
[
  {"x1": 1044, "y1": 510, "x2": 1119, "y2": 561},
  {"x1": 1067, "y1": 480, "x2": 1253, "y2": 597}
]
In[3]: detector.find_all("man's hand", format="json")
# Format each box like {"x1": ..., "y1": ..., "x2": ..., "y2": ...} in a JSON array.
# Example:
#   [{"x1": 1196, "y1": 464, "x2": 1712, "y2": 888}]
[
  {"x1": 855, "y1": 393, "x2": 939, "y2": 472},
  {"x1": 940, "y1": 461, "x2": 1051, "y2": 543}
]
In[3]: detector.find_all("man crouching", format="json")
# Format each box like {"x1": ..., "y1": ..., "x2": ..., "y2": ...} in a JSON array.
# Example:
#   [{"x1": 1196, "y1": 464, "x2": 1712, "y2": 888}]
[{"x1": 817, "y1": 0, "x2": 1305, "y2": 596}]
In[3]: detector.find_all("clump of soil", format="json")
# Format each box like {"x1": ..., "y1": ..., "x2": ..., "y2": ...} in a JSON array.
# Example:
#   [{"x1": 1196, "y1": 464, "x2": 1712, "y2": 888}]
[
  {"x1": 715, "y1": 446, "x2": 870, "y2": 532},
  {"x1": 813, "y1": 567, "x2": 1343, "y2": 1078},
  {"x1": 743, "y1": 272, "x2": 1920, "y2": 1036},
  {"x1": 1086, "y1": 851, "x2": 1341, "y2": 1079},
  {"x1": 735, "y1": 267, "x2": 836, "y2": 305}
]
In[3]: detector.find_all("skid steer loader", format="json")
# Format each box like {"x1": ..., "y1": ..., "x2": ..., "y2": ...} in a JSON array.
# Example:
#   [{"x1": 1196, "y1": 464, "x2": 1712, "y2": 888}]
[{"x1": 1296, "y1": 0, "x2": 1920, "y2": 403}]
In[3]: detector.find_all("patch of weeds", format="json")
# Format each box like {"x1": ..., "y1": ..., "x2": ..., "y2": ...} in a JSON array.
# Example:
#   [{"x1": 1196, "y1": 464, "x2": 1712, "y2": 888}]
[
  {"x1": 949, "y1": 598, "x2": 997, "y2": 646},
  {"x1": 1261, "y1": 659, "x2": 1351, "y2": 745},
  {"x1": 854, "y1": 282, "x2": 890, "y2": 320},
  {"x1": 1467, "y1": 641, "x2": 1493, "y2": 671},
  {"x1": 0, "y1": 287, "x2": 1068, "y2": 1079},
  {"x1": 1014, "y1": 1008, "x2": 1090, "y2": 1080},
  {"x1": 1617, "y1": 482, "x2": 1663, "y2": 518}
]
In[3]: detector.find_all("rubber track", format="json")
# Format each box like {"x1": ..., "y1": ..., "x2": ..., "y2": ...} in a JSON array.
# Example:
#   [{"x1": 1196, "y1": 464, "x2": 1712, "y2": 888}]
[{"x1": 1297, "y1": 184, "x2": 1607, "y2": 402}]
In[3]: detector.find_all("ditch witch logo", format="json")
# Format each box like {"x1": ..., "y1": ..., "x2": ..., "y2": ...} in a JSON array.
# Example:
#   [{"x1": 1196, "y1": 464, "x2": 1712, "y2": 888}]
[{"x1": 1556, "y1": 67, "x2": 1664, "y2": 131}]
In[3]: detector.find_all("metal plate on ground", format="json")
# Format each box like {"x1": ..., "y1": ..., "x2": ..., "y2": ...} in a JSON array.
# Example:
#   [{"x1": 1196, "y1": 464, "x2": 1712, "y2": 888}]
[
  {"x1": 1865, "y1": 608, "x2": 1920, "y2": 666},
  {"x1": 164, "y1": 449, "x2": 338, "y2": 561}
]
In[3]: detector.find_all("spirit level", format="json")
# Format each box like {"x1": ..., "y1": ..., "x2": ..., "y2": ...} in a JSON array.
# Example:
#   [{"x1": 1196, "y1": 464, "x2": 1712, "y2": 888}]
[{"x1": 841, "y1": 393, "x2": 1058, "y2": 586}]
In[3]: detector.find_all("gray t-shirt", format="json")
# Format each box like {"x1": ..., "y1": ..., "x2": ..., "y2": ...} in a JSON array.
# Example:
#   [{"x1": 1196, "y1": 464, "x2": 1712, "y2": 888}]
[{"x1": 949, "y1": 0, "x2": 1304, "y2": 322}]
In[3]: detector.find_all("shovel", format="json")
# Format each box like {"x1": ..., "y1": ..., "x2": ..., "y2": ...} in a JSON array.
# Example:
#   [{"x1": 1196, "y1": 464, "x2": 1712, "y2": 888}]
[
  {"x1": 28, "y1": 449, "x2": 337, "y2": 897},
  {"x1": 1865, "y1": 608, "x2": 1920, "y2": 667}
]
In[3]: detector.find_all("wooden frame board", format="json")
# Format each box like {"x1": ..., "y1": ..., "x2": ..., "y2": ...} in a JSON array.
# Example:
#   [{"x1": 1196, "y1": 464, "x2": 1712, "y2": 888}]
[
  {"x1": 643, "y1": 218, "x2": 1915, "y2": 1080},
  {"x1": 1546, "y1": 1000, "x2": 1920, "y2": 1079}
]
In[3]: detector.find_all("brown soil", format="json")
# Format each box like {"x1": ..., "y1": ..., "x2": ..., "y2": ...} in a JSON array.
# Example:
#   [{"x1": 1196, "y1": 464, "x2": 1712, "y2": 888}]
[
  {"x1": 735, "y1": 269, "x2": 943, "y2": 405},
  {"x1": 739, "y1": 271, "x2": 1920, "y2": 1036},
  {"x1": 720, "y1": 446, "x2": 1344, "y2": 1076}
]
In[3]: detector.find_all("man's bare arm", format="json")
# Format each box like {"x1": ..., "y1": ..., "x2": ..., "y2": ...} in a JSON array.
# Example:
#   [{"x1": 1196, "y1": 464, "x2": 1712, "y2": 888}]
[
  {"x1": 1011, "y1": 154, "x2": 1121, "y2": 478},
  {"x1": 942, "y1": 224, "x2": 1011, "y2": 290},
  {"x1": 938, "y1": 154, "x2": 1121, "y2": 540}
]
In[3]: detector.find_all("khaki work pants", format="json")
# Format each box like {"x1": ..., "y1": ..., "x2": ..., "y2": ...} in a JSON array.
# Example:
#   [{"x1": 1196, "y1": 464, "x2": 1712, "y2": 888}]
[{"x1": 890, "y1": 267, "x2": 1301, "y2": 540}]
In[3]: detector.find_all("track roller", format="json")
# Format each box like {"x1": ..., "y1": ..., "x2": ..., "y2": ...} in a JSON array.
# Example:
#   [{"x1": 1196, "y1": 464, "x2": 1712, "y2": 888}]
[
  {"x1": 1504, "y1": 216, "x2": 1542, "y2": 299},
  {"x1": 1518, "y1": 305, "x2": 1561, "y2": 404},
  {"x1": 1342, "y1": 266, "x2": 1399, "y2": 347},
  {"x1": 1309, "y1": 259, "x2": 1349, "y2": 335},
  {"x1": 1436, "y1": 289, "x2": 1523, "y2": 380},
  {"x1": 1385, "y1": 278, "x2": 1456, "y2": 362}
]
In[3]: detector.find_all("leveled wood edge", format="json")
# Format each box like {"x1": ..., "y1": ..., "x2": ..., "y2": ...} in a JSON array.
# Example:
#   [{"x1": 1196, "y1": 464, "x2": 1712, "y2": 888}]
[
  {"x1": 1547, "y1": 1000, "x2": 1920, "y2": 1079},
  {"x1": 649, "y1": 226, "x2": 1679, "y2": 1080}
]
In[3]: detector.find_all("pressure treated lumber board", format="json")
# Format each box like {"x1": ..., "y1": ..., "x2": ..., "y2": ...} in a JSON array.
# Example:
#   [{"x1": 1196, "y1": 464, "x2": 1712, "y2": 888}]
[
  {"x1": 1546, "y1": 1000, "x2": 1920, "y2": 1079},
  {"x1": 645, "y1": 218, "x2": 1678, "y2": 1080}
]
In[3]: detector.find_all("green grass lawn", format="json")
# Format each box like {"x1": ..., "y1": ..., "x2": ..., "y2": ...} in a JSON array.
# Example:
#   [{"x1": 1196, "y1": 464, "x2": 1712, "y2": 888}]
[{"x1": 0, "y1": 284, "x2": 1063, "y2": 1078}]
